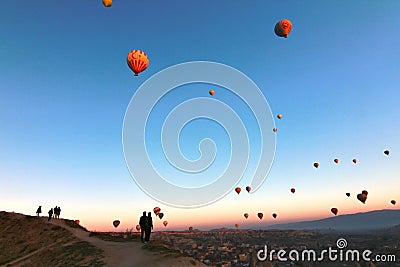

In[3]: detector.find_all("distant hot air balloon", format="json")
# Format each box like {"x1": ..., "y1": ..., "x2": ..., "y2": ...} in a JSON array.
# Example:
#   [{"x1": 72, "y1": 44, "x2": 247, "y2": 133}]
[
  {"x1": 346, "y1": 193, "x2": 350, "y2": 197},
  {"x1": 209, "y1": 90, "x2": 215, "y2": 96},
  {"x1": 246, "y1": 186, "x2": 251, "y2": 193},
  {"x1": 384, "y1": 150, "x2": 390, "y2": 155},
  {"x1": 235, "y1": 223, "x2": 239, "y2": 229},
  {"x1": 273, "y1": 128, "x2": 278, "y2": 133},
  {"x1": 113, "y1": 220, "x2": 120, "y2": 228},
  {"x1": 331, "y1": 208, "x2": 338, "y2": 216},
  {"x1": 357, "y1": 193, "x2": 367, "y2": 204},
  {"x1": 127, "y1": 50, "x2": 149, "y2": 76},
  {"x1": 235, "y1": 187, "x2": 241, "y2": 195},
  {"x1": 74, "y1": 220, "x2": 80, "y2": 224},
  {"x1": 257, "y1": 213, "x2": 263, "y2": 220},
  {"x1": 362, "y1": 190, "x2": 368, "y2": 196},
  {"x1": 102, "y1": 0, "x2": 112, "y2": 7},
  {"x1": 189, "y1": 226, "x2": 193, "y2": 232},
  {"x1": 244, "y1": 213, "x2": 249, "y2": 219},
  {"x1": 272, "y1": 213, "x2": 277, "y2": 219},
  {"x1": 158, "y1": 213, "x2": 164, "y2": 219},
  {"x1": 163, "y1": 221, "x2": 168, "y2": 227},
  {"x1": 352, "y1": 159, "x2": 357, "y2": 164},
  {"x1": 391, "y1": 200, "x2": 396, "y2": 205},
  {"x1": 277, "y1": 114, "x2": 283, "y2": 120},
  {"x1": 274, "y1": 19, "x2": 292, "y2": 38},
  {"x1": 334, "y1": 158, "x2": 339, "y2": 164},
  {"x1": 136, "y1": 225, "x2": 141, "y2": 232},
  {"x1": 291, "y1": 188, "x2": 295, "y2": 194},
  {"x1": 314, "y1": 162, "x2": 319, "y2": 168},
  {"x1": 153, "y1": 207, "x2": 161, "y2": 216}
]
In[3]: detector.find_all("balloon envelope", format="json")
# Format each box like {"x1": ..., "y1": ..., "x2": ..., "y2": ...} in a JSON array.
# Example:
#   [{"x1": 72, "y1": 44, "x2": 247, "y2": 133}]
[
  {"x1": 113, "y1": 220, "x2": 120, "y2": 228},
  {"x1": 334, "y1": 158, "x2": 339, "y2": 164},
  {"x1": 272, "y1": 213, "x2": 277, "y2": 219},
  {"x1": 244, "y1": 213, "x2": 249, "y2": 219},
  {"x1": 277, "y1": 114, "x2": 282, "y2": 119},
  {"x1": 346, "y1": 193, "x2": 350, "y2": 197},
  {"x1": 274, "y1": 19, "x2": 292, "y2": 38},
  {"x1": 136, "y1": 225, "x2": 141, "y2": 232},
  {"x1": 384, "y1": 150, "x2": 390, "y2": 155},
  {"x1": 357, "y1": 193, "x2": 367, "y2": 204},
  {"x1": 273, "y1": 128, "x2": 278, "y2": 133},
  {"x1": 314, "y1": 162, "x2": 319, "y2": 168},
  {"x1": 246, "y1": 186, "x2": 251, "y2": 193},
  {"x1": 391, "y1": 200, "x2": 396, "y2": 205},
  {"x1": 235, "y1": 223, "x2": 239, "y2": 228},
  {"x1": 163, "y1": 221, "x2": 168, "y2": 227},
  {"x1": 353, "y1": 159, "x2": 357, "y2": 164},
  {"x1": 257, "y1": 213, "x2": 263, "y2": 220},
  {"x1": 158, "y1": 213, "x2": 164, "y2": 219},
  {"x1": 291, "y1": 188, "x2": 295, "y2": 194},
  {"x1": 102, "y1": 0, "x2": 112, "y2": 7},
  {"x1": 74, "y1": 220, "x2": 80, "y2": 224},
  {"x1": 235, "y1": 187, "x2": 241, "y2": 194},
  {"x1": 362, "y1": 190, "x2": 368, "y2": 196},
  {"x1": 209, "y1": 90, "x2": 215, "y2": 96},
  {"x1": 331, "y1": 208, "x2": 338, "y2": 215},
  {"x1": 153, "y1": 207, "x2": 161, "y2": 215},
  {"x1": 127, "y1": 50, "x2": 149, "y2": 76}
]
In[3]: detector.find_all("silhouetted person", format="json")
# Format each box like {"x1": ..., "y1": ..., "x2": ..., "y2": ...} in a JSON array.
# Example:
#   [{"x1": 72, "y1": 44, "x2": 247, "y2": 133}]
[
  {"x1": 48, "y1": 208, "x2": 53, "y2": 221},
  {"x1": 57, "y1": 206, "x2": 61, "y2": 218},
  {"x1": 53, "y1": 206, "x2": 58, "y2": 218},
  {"x1": 145, "y1": 212, "x2": 153, "y2": 242},
  {"x1": 36, "y1": 206, "x2": 42, "y2": 217},
  {"x1": 139, "y1": 211, "x2": 147, "y2": 243}
]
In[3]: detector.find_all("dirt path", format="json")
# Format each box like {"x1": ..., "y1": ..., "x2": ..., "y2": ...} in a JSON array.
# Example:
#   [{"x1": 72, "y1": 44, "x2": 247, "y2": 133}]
[{"x1": 49, "y1": 219, "x2": 205, "y2": 267}]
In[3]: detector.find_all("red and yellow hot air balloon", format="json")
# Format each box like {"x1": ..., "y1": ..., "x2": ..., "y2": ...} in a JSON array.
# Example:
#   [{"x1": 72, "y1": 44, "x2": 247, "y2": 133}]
[
  {"x1": 257, "y1": 212, "x2": 263, "y2": 220},
  {"x1": 163, "y1": 221, "x2": 168, "y2": 227},
  {"x1": 244, "y1": 213, "x2": 249, "y2": 219},
  {"x1": 102, "y1": 0, "x2": 112, "y2": 7},
  {"x1": 235, "y1": 187, "x2": 241, "y2": 195},
  {"x1": 331, "y1": 208, "x2": 338, "y2": 215},
  {"x1": 113, "y1": 220, "x2": 120, "y2": 228},
  {"x1": 274, "y1": 19, "x2": 292, "y2": 38},
  {"x1": 127, "y1": 50, "x2": 149, "y2": 76}
]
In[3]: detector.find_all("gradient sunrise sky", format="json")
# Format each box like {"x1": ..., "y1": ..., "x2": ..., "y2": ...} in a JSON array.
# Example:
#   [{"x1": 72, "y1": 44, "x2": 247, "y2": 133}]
[{"x1": 1, "y1": 1, "x2": 399, "y2": 232}]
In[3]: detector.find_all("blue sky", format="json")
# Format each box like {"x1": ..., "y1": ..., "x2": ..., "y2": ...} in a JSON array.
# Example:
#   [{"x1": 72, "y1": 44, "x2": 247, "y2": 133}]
[{"x1": 1, "y1": 1, "x2": 399, "y2": 231}]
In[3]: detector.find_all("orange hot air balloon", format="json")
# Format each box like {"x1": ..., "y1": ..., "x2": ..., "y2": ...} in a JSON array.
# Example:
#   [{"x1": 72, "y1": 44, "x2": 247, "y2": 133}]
[
  {"x1": 273, "y1": 128, "x2": 278, "y2": 133},
  {"x1": 314, "y1": 162, "x2": 319, "y2": 168},
  {"x1": 244, "y1": 213, "x2": 249, "y2": 219},
  {"x1": 74, "y1": 220, "x2": 80, "y2": 224},
  {"x1": 391, "y1": 200, "x2": 396, "y2": 205},
  {"x1": 331, "y1": 208, "x2": 338, "y2": 215},
  {"x1": 113, "y1": 220, "x2": 120, "y2": 228},
  {"x1": 153, "y1": 207, "x2": 161, "y2": 216},
  {"x1": 163, "y1": 221, "x2": 168, "y2": 227},
  {"x1": 357, "y1": 193, "x2": 367, "y2": 204},
  {"x1": 127, "y1": 50, "x2": 149, "y2": 76},
  {"x1": 346, "y1": 193, "x2": 350, "y2": 197},
  {"x1": 209, "y1": 90, "x2": 215, "y2": 96},
  {"x1": 334, "y1": 158, "x2": 339, "y2": 164},
  {"x1": 352, "y1": 159, "x2": 357, "y2": 164},
  {"x1": 257, "y1": 213, "x2": 263, "y2": 220},
  {"x1": 384, "y1": 150, "x2": 390, "y2": 155},
  {"x1": 291, "y1": 188, "x2": 295, "y2": 194},
  {"x1": 189, "y1": 226, "x2": 193, "y2": 232},
  {"x1": 274, "y1": 19, "x2": 292, "y2": 38},
  {"x1": 235, "y1": 223, "x2": 239, "y2": 229},
  {"x1": 235, "y1": 187, "x2": 241, "y2": 195},
  {"x1": 246, "y1": 186, "x2": 251, "y2": 193},
  {"x1": 277, "y1": 114, "x2": 283, "y2": 119},
  {"x1": 102, "y1": 0, "x2": 112, "y2": 7},
  {"x1": 272, "y1": 213, "x2": 277, "y2": 219}
]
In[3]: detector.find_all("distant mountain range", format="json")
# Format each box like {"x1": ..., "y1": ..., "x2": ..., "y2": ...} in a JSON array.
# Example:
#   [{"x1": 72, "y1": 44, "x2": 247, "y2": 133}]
[{"x1": 262, "y1": 209, "x2": 400, "y2": 231}]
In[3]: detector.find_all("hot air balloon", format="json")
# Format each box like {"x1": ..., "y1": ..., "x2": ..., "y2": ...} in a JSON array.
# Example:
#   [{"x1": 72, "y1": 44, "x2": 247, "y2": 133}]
[
  {"x1": 113, "y1": 220, "x2": 120, "y2": 228},
  {"x1": 334, "y1": 158, "x2": 339, "y2": 164},
  {"x1": 74, "y1": 220, "x2": 80, "y2": 224},
  {"x1": 209, "y1": 90, "x2": 215, "y2": 96},
  {"x1": 362, "y1": 190, "x2": 368, "y2": 196},
  {"x1": 163, "y1": 221, "x2": 168, "y2": 227},
  {"x1": 272, "y1": 213, "x2": 277, "y2": 219},
  {"x1": 136, "y1": 225, "x2": 141, "y2": 232},
  {"x1": 357, "y1": 193, "x2": 367, "y2": 204},
  {"x1": 346, "y1": 193, "x2": 350, "y2": 197},
  {"x1": 235, "y1": 223, "x2": 239, "y2": 229},
  {"x1": 153, "y1": 207, "x2": 161, "y2": 216},
  {"x1": 246, "y1": 186, "x2": 251, "y2": 193},
  {"x1": 127, "y1": 50, "x2": 149, "y2": 76},
  {"x1": 235, "y1": 187, "x2": 241, "y2": 194},
  {"x1": 274, "y1": 19, "x2": 292, "y2": 38},
  {"x1": 291, "y1": 188, "x2": 295, "y2": 194},
  {"x1": 331, "y1": 208, "x2": 338, "y2": 215},
  {"x1": 158, "y1": 213, "x2": 164, "y2": 219},
  {"x1": 273, "y1": 128, "x2": 278, "y2": 133},
  {"x1": 244, "y1": 213, "x2": 249, "y2": 219},
  {"x1": 189, "y1": 226, "x2": 193, "y2": 232},
  {"x1": 391, "y1": 200, "x2": 396, "y2": 205},
  {"x1": 352, "y1": 159, "x2": 357, "y2": 164},
  {"x1": 384, "y1": 150, "x2": 390, "y2": 155},
  {"x1": 314, "y1": 162, "x2": 319, "y2": 168},
  {"x1": 257, "y1": 213, "x2": 263, "y2": 220},
  {"x1": 277, "y1": 114, "x2": 283, "y2": 119},
  {"x1": 102, "y1": 0, "x2": 112, "y2": 7}
]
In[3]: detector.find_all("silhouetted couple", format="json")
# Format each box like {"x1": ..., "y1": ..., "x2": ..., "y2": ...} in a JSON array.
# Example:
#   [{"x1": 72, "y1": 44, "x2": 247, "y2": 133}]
[
  {"x1": 139, "y1": 211, "x2": 153, "y2": 243},
  {"x1": 53, "y1": 206, "x2": 61, "y2": 219}
]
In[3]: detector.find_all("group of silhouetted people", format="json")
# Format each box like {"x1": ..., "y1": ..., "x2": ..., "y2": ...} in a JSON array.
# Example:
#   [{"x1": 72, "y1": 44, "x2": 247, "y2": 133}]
[
  {"x1": 36, "y1": 205, "x2": 61, "y2": 221},
  {"x1": 139, "y1": 211, "x2": 153, "y2": 243}
]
